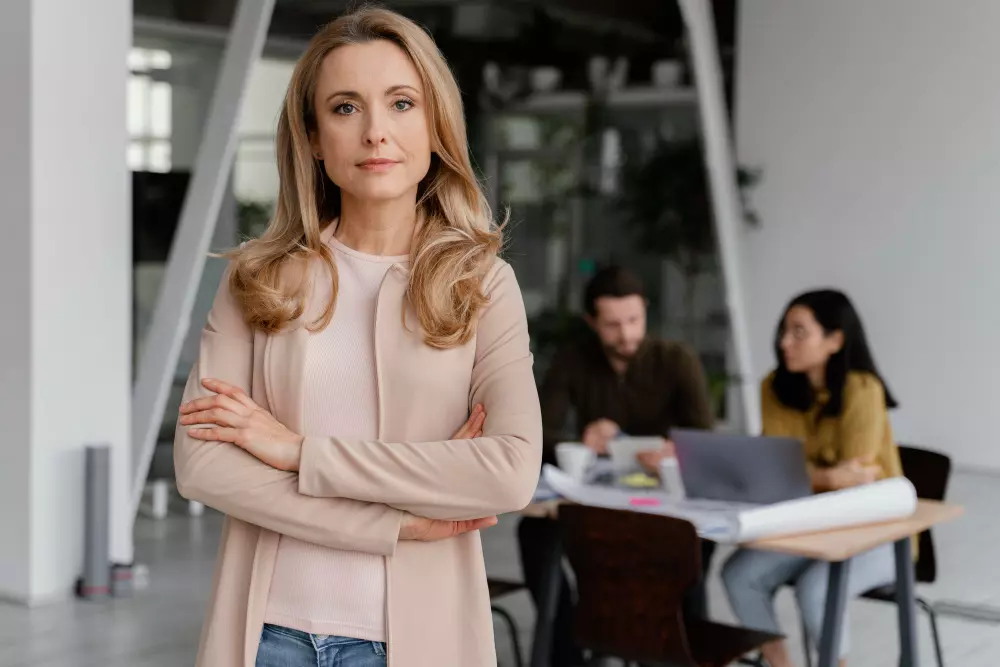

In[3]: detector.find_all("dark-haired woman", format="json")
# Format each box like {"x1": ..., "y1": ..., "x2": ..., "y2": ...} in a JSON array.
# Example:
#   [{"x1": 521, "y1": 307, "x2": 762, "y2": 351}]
[{"x1": 721, "y1": 290, "x2": 904, "y2": 667}]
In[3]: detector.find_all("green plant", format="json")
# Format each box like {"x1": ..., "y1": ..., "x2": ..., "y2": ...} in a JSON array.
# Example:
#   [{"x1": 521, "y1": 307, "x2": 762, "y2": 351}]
[
  {"x1": 237, "y1": 200, "x2": 273, "y2": 239},
  {"x1": 619, "y1": 138, "x2": 760, "y2": 343},
  {"x1": 706, "y1": 370, "x2": 741, "y2": 421}
]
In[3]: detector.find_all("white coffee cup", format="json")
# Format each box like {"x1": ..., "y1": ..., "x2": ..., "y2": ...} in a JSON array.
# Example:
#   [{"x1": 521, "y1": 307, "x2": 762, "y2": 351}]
[{"x1": 555, "y1": 443, "x2": 596, "y2": 482}]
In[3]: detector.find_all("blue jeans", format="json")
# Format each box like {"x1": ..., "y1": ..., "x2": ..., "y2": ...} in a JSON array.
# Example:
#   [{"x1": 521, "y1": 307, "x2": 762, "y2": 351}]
[
  {"x1": 721, "y1": 543, "x2": 895, "y2": 659},
  {"x1": 256, "y1": 624, "x2": 387, "y2": 667}
]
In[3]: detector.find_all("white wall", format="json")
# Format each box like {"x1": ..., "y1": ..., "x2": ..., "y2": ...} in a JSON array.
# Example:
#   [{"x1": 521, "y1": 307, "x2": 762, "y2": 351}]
[
  {"x1": 736, "y1": 1, "x2": 1000, "y2": 469},
  {"x1": 0, "y1": 0, "x2": 34, "y2": 598},
  {"x1": 0, "y1": 0, "x2": 131, "y2": 603}
]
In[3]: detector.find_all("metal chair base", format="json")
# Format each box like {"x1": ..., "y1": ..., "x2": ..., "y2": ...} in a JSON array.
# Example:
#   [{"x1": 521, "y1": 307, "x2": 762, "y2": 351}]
[{"x1": 492, "y1": 605, "x2": 525, "y2": 667}]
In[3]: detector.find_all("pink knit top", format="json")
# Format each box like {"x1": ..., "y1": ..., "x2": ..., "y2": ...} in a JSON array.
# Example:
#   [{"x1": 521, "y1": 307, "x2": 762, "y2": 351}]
[{"x1": 263, "y1": 234, "x2": 408, "y2": 641}]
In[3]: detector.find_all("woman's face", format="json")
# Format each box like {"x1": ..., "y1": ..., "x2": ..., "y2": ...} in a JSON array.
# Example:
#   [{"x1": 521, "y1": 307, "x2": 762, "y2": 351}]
[
  {"x1": 779, "y1": 305, "x2": 843, "y2": 374},
  {"x1": 310, "y1": 40, "x2": 432, "y2": 204}
]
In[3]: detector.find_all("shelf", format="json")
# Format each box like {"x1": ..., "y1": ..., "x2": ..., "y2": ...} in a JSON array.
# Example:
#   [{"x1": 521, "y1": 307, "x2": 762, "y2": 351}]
[{"x1": 511, "y1": 86, "x2": 697, "y2": 113}]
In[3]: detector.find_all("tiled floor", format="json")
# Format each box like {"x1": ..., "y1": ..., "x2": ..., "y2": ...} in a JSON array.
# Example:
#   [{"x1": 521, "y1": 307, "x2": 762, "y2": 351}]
[{"x1": 1, "y1": 470, "x2": 998, "y2": 666}]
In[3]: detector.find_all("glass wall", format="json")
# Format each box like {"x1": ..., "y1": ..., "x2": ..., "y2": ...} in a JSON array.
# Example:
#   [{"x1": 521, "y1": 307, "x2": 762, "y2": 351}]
[
  {"x1": 233, "y1": 57, "x2": 295, "y2": 237},
  {"x1": 128, "y1": 47, "x2": 173, "y2": 172},
  {"x1": 485, "y1": 85, "x2": 734, "y2": 421}
]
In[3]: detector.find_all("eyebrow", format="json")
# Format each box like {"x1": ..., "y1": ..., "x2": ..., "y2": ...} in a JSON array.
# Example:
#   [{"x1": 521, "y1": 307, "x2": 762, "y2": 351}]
[{"x1": 325, "y1": 84, "x2": 421, "y2": 104}]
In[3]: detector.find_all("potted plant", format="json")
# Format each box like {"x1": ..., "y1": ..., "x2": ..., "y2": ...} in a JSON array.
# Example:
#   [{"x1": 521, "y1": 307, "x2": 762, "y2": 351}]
[
  {"x1": 619, "y1": 138, "x2": 759, "y2": 345},
  {"x1": 619, "y1": 138, "x2": 759, "y2": 424},
  {"x1": 237, "y1": 200, "x2": 273, "y2": 239}
]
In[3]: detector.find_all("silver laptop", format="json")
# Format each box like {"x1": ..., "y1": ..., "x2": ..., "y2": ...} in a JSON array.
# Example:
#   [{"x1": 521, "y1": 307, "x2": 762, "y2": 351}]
[{"x1": 670, "y1": 428, "x2": 812, "y2": 507}]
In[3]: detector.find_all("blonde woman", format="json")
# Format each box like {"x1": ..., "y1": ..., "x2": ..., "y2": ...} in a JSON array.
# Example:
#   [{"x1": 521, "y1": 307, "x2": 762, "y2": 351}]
[{"x1": 173, "y1": 8, "x2": 542, "y2": 667}]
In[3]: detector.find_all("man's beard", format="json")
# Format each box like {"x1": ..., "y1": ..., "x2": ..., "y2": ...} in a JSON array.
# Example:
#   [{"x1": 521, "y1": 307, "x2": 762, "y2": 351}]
[{"x1": 605, "y1": 343, "x2": 639, "y2": 364}]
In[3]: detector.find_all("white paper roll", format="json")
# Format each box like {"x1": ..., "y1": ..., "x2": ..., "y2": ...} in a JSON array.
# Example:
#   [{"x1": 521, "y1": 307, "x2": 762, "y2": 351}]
[{"x1": 733, "y1": 477, "x2": 917, "y2": 542}]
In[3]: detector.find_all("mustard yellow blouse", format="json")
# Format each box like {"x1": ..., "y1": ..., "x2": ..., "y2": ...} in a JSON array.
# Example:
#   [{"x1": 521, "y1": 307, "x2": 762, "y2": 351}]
[{"x1": 761, "y1": 371, "x2": 903, "y2": 481}]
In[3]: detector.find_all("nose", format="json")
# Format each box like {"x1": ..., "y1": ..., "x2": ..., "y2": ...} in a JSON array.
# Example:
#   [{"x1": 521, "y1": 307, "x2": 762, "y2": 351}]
[{"x1": 362, "y1": 107, "x2": 389, "y2": 146}]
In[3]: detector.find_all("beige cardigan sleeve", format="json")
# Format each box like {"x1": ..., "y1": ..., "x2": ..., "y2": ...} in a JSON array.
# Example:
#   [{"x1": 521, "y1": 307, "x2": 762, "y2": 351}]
[
  {"x1": 297, "y1": 261, "x2": 543, "y2": 521},
  {"x1": 173, "y1": 270, "x2": 404, "y2": 556}
]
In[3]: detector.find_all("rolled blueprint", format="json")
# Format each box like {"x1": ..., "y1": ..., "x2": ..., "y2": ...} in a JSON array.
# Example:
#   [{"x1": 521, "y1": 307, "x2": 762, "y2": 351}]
[{"x1": 721, "y1": 476, "x2": 917, "y2": 542}]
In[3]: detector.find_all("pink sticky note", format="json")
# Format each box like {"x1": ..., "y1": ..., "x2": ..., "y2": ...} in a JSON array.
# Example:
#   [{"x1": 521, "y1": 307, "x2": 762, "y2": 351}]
[{"x1": 629, "y1": 497, "x2": 661, "y2": 507}]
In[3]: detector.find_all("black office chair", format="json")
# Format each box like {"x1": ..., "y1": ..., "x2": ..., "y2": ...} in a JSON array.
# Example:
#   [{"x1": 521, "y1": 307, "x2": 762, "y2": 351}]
[
  {"x1": 803, "y1": 445, "x2": 951, "y2": 667},
  {"x1": 489, "y1": 578, "x2": 526, "y2": 667}
]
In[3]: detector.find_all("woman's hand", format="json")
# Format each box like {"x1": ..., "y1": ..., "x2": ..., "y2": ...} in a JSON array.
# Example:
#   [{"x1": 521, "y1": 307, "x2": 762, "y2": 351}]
[
  {"x1": 398, "y1": 513, "x2": 497, "y2": 541},
  {"x1": 454, "y1": 403, "x2": 486, "y2": 439},
  {"x1": 818, "y1": 455, "x2": 881, "y2": 491},
  {"x1": 180, "y1": 378, "x2": 304, "y2": 472}
]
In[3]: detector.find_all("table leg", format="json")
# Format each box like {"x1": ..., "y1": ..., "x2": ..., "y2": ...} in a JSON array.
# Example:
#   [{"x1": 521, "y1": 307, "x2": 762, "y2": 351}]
[
  {"x1": 529, "y1": 535, "x2": 564, "y2": 667},
  {"x1": 817, "y1": 559, "x2": 851, "y2": 667},
  {"x1": 894, "y1": 537, "x2": 919, "y2": 667}
]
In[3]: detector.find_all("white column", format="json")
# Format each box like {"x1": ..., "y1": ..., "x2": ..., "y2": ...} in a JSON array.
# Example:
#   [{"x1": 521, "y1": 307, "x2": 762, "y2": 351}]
[
  {"x1": 0, "y1": 0, "x2": 131, "y2": 603},
  {"x1": 162, "y1": 47, "x2": 237, "y2": 372}
]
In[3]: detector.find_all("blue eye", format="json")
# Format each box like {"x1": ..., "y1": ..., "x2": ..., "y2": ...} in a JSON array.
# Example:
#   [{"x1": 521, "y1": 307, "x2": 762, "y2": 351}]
[
  {"x1": 393, "y1": 98, "x2": 414, "y2": 112},
  {"x1": 334, "y1": 103, "x2": 357, "y2": 115}
]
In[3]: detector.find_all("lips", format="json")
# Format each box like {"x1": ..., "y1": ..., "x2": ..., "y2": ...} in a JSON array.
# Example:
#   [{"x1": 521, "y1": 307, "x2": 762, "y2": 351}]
[{"x1": 357, "y1": 158, "x2": 399, "y2": 172}]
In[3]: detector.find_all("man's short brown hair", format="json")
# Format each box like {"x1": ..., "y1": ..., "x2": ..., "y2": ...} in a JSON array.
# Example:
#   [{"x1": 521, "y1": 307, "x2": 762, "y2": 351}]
[{"x1": 584, "y1": 265, "x2": 645, "y2": 316}]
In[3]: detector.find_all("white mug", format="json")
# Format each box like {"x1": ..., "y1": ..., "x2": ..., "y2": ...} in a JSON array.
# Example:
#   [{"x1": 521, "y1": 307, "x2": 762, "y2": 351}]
[
  {"x1": 555, "y1": 442, "x2": 596, "y2": 482},
  {"x1": 659, "y1": 456, "x2": 687, "y2": 500}
]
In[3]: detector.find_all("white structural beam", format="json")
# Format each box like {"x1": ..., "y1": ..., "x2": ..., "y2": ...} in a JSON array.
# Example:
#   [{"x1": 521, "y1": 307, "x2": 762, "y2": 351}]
[
  {"x1": 678, "y1": 0, "x2": 761, "y2": 434},
  {"x1": 134, "y1": 15, "x2": 308, "y2": 61},
  {"x1": 131, "y1": 0, "x2": 277, "y2": 519}
]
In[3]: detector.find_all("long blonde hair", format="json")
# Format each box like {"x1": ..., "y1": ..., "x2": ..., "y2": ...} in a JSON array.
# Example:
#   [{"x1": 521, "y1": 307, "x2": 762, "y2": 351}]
[{"x1": 225, "y1": 7, "x2": 502, "y2": 348}]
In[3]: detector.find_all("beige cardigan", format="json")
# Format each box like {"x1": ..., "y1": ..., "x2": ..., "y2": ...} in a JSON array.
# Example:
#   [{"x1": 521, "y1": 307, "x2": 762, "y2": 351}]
[{"x1": 174, "y1": 232, "x2": 542, "y2": 667}]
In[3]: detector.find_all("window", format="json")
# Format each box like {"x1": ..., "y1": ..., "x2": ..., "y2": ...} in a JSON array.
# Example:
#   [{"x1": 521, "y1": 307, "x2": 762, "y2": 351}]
[{"x1": 128, "y1": 48, "x2": 173, "y2": 172}]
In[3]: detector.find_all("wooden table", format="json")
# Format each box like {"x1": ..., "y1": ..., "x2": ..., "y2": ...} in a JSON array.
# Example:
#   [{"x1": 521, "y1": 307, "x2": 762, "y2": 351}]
[
  {"x1": 748, "y1": 500, "x2": 963, "y2": 667},
  {"x1": 523, "y1": 499, "x2": 963, "y2": 667}
]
